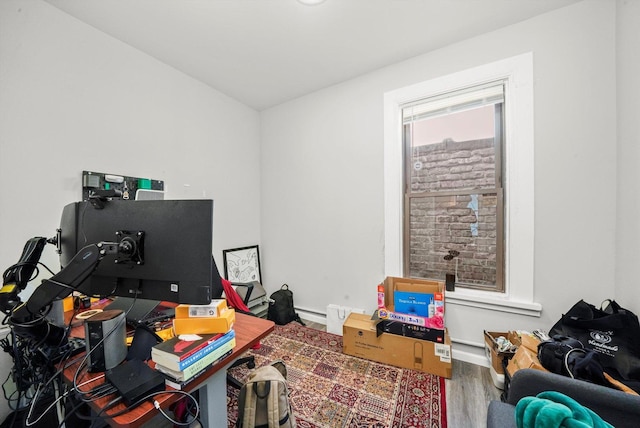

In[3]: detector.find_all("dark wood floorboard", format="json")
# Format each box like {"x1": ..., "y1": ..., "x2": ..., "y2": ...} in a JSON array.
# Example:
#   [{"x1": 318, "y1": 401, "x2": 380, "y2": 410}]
[{"x1": 302, "y1": 319, "x2": 502, "y2": 427}]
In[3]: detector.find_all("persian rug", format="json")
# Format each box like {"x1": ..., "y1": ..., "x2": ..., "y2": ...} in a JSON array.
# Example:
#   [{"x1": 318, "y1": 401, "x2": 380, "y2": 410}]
[{"x1": 226, "y1": 322, "x2": 447, "y2": 427}]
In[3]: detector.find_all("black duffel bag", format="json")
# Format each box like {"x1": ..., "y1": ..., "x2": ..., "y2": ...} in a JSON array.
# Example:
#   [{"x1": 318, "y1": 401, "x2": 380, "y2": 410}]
[{"x1": 550, "y1": 299, "x2": 640, "y2": 386}]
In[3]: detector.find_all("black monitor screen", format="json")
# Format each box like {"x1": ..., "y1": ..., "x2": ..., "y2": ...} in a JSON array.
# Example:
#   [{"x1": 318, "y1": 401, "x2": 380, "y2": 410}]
[{"x1": 59, "y1": 199, "x2": 223, "y2": 304}]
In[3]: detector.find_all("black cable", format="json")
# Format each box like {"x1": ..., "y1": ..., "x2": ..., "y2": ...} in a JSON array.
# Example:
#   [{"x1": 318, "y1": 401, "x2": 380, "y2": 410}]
[
  {"x1": 87, "y1": 386, "x2": 118, "y2": 401},
  {"x1": 24, "y1": 345, "x2": 95, "y2": 426},
  {"x1": 56, "y1": 395, "x2": 88, "y2": 428},
  {"x1": 184, "y1": 396, "x2": 203, "y2": 426},
  {"x1": 77, "y1": 395, "x2": 122, "y2": 427},
  {"x1": 38, "y1": 261, "x2": 56, "y2": 276},
  {"x1": 3, "y1": 307, "x2": 84, "y2": 424},
  {"x1": 6, "y1": 388, "x2": 20, "y2": 428}
]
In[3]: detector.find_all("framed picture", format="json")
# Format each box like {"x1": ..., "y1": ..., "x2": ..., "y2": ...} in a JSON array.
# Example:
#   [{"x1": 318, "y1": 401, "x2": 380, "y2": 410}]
[{"x1": 222, "y1": 245, "x2": 261, "y2": 283}]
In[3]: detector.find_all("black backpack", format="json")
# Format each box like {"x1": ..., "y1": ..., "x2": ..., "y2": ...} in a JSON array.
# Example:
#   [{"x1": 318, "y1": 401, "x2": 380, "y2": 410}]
[{"x1": 267, "y1": 284, "x2": 305, "y2": 326}]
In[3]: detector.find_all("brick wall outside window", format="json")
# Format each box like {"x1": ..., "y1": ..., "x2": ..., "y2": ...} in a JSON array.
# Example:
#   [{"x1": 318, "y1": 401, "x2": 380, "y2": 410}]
[{"x1": 408, "y1": 138, "x2": 498, "y2": 287}]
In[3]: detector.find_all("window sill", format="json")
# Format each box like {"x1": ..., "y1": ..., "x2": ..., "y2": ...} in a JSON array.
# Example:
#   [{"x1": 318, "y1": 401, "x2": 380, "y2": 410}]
[{"x1": 445, "y1": 289, "x2": 542, "y2": 317}]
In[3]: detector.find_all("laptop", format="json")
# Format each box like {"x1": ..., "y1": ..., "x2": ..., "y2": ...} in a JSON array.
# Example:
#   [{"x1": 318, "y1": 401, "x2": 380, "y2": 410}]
[{"x1": 104, "y1": 297, "x2": 175, "y2": 324}]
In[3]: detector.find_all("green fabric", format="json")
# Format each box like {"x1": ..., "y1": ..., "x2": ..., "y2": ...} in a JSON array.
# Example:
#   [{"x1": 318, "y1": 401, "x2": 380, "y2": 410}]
[{"x1": 515, "y1": 391, "x2": 613, "y2": 428}]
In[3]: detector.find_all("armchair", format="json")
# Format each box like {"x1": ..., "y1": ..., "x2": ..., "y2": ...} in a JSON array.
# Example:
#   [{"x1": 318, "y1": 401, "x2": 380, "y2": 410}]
[{"x1": 487, "y1": 369, "x2": 640, "y2": 428}]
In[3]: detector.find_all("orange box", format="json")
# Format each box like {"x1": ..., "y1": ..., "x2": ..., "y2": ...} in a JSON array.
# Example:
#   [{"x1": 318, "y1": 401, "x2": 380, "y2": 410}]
[
  {"x1": 173, "y1": 308, "x2": 235, "y2": 335},
  {"x1": 63, "y1": 296, "x2": 75, "y2": 312},
  {"x1": 175, "y1": 299, "x2": 227, "y2": 318}
]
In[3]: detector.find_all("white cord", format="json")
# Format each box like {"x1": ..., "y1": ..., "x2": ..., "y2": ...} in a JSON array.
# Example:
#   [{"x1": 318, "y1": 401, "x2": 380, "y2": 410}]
[
  {"x1": 563, "y1": 348, "x2": 587, "y2": 379},
  {"x1": 54, "y1": 380, "x2": 66, "y2": 428},
  {"x1": 25, "y1": 379, "x2": 71, "y2": 426}
]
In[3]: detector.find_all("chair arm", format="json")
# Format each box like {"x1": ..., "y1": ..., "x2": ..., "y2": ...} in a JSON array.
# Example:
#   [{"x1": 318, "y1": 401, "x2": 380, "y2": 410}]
[{"x1": 504, "y1": 369, "x2": 640, "y2": 427}]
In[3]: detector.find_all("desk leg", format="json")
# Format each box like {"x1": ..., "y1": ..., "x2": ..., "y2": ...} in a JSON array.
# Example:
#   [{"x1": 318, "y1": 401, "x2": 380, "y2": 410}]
[{"x1": 198, "y1": 362, "x2": 232, "y2": 427}]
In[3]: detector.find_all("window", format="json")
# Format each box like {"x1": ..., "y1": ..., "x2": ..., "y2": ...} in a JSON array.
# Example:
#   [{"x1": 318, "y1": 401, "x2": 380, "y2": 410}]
[
  {"x1": 384, "y1": 53, "x2": 540, "y2": 316},
  {"x1": 402, "y1": 82, "x2": 505, "y2": 292}
]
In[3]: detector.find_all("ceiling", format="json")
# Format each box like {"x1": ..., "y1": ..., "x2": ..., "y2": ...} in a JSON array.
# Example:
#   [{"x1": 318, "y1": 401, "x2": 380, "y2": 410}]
[{"x1": 45, "y1": 0, "x2": 578, "y2": 111}]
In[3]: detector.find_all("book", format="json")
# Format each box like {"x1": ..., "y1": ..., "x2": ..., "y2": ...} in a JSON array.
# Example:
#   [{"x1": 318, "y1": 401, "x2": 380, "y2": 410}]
[
  {"x1": 151, "y1": 329, "x2": 235, "y2": 371},
  {"x1": 155, "y1": 337, "x2": 236, "y2": 381},
  {"x1": 163, "y1": 350, "x2": 233, "y2": 390},
  {"x1": 152, "y1": 330, "x2": 227, "y2": 363}
]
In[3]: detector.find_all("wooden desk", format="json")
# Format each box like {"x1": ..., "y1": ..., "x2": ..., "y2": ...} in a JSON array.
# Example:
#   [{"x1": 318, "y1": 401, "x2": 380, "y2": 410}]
[{"x1": 63, "y1": 312, "x2": 274, "y2": 428}]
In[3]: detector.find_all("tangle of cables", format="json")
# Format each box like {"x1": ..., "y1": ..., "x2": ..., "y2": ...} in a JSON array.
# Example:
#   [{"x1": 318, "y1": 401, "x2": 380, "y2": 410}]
[{"x1": 0, "y1": 238, "x2": 200, "y2": 427}]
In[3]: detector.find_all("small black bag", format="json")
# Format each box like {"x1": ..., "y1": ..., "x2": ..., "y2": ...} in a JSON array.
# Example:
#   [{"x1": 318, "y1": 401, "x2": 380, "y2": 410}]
[{"x1": 267, "y1": 284, "x2": 305, "y2": 326}]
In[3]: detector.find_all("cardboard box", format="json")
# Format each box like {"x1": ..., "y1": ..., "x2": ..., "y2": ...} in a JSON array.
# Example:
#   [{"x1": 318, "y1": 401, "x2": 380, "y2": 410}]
[
  {"x1": 483, "y1": 330, "x2": 520, "y2": 374},
  {"x1": 382, "y1": 276, "x2": 444, "y2": 309},
  {"x1": 505, "y1": 333, "x2": 547, "y2": 377},
  {"x1": 343, "y1": 313, "x2": 452, "y2": 379},
  {"x1": 380, "y1": 277, "x2": 445, "y2": 330}
]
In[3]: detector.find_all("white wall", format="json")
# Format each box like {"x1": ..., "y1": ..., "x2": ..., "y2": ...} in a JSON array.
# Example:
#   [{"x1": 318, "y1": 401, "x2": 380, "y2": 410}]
[
  {"x1": 261, "y1": 0, "x2": 620, "y2": 360},
  {"x1": 0, "y1": 3, "x2": 261, "y2": 419},
  {"x1": 0, "y1": 1, "x2": 262, "y2": 275},
  {"x1": 615, "y1": 1, "x2": 640, "y2": 311}
]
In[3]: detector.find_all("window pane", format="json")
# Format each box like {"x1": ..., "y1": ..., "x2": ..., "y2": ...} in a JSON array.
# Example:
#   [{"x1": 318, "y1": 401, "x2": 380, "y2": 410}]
[
  {"x1": 408, "y1": 193, "x2": 498, "y2": 288},
  {"x1": 407, "y1": 105, "x2": 497, "y2": 193}
]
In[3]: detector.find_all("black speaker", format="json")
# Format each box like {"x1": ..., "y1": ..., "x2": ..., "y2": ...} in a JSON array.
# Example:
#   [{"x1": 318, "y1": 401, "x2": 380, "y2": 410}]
[
  {"x1": 445, "y1": 273, "x2": 456, "y2": 292},
  {"x1": 84, "y1": 309, "x2": 127, "y2": 372}
]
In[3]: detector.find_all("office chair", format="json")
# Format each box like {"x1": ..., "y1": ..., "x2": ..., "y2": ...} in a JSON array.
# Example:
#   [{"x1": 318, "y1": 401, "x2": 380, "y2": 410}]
[{"x1": 223, "y1": 281, "x2": 257, "y2": 389}]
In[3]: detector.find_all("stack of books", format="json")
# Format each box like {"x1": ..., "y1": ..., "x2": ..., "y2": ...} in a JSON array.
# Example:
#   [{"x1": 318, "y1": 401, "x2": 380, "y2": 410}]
[{"x1": 152, "y1": 329, "x2": 236, "y2": 390}]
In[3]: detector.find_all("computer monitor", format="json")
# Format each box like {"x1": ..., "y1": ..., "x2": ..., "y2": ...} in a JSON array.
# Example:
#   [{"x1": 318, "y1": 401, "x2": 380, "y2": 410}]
[{"x1": 58, "y1": 199, "x2": 223, "y2": 304}]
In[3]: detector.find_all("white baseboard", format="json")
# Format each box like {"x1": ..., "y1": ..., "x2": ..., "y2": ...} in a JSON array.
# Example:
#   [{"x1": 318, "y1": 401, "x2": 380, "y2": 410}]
[
  {"x1": 452, "y1": 348, "x2": 490, "y2": 367},
  {"x1": 296, "y1": 307, "x2": 327, "y2": 325}
]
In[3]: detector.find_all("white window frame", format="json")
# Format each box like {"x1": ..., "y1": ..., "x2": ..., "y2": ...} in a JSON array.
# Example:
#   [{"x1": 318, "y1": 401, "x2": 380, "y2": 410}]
[{"x1": 384, "y1": 53, "x2": 541, "y2": 316}]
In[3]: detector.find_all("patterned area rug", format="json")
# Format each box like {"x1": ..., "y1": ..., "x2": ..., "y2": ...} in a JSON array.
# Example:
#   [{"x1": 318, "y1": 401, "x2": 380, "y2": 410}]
[{"x1": 226, "y1": 322, "x2": 447, "y2": 427}]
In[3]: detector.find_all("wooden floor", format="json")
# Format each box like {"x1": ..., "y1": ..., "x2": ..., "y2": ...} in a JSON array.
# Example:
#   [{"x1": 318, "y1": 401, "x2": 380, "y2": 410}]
[{"x1": 304, "y1": 320, "x2": 502, "y2": 428}]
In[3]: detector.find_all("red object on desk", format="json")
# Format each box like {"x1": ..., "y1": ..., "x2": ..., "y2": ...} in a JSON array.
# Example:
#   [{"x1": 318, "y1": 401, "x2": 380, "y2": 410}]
[
  {"x1": 221, "y1": 278, "x2": 261, "y2": 349},
  {"x1": 221, "y1": 278, "x2": 250, "y2": 312}
]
